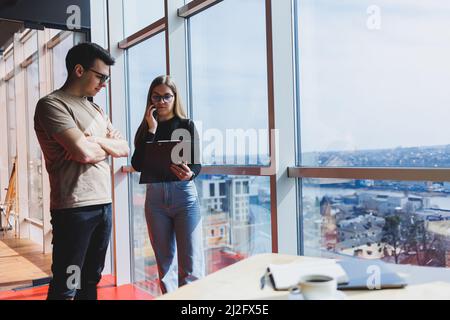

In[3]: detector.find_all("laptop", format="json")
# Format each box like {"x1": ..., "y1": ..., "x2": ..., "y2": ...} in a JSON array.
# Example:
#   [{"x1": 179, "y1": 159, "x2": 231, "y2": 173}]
[
  {"x1": 140, "y1": 140, "x2": 191, "y2": 183},
  {"x1": 336, "y1": 258, "x2": 407, "y2": 290}
]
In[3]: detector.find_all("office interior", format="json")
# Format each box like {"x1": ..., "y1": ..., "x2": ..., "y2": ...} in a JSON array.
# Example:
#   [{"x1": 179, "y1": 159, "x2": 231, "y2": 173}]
[{"x1": 0, "y1": 0, "x2": 450, "y2": 300}]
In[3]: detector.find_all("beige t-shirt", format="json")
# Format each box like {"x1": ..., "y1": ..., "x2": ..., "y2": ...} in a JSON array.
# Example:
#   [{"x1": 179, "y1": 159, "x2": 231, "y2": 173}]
[{"x1": 34, "y1": 90, "x2": 113, "y2": 210}]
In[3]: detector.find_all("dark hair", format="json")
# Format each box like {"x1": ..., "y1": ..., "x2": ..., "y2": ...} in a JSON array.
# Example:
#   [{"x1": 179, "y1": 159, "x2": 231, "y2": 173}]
[{"x1": 65, "y1": 42, "x2": 115, "y2": 75}]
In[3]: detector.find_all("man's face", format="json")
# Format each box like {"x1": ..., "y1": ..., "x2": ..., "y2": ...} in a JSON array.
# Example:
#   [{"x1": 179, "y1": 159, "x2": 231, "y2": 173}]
[{"x1": 79, "y1": 59, "x2": 110, "y2": 97}]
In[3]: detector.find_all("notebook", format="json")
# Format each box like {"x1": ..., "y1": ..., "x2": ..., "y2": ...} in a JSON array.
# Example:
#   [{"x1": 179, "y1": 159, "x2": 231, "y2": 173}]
[{"x1": 267, "y1": 259, "x2": 349, "y2": 291}]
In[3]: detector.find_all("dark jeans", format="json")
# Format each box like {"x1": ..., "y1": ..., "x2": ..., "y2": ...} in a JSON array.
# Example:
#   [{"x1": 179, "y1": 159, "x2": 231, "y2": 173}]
[{"x1": 47, "y1": 203, "x2": 112, "y2": 300}]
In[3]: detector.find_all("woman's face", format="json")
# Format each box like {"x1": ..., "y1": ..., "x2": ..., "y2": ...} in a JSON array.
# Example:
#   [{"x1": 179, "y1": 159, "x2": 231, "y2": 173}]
[{"x1": 151, "y1": 84, "x2": 175, "y2": 120}]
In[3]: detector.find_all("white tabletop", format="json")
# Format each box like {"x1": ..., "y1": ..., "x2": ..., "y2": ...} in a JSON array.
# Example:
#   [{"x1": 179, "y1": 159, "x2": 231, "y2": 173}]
[{"x1": 157, "y1": 253, "x2": 450, "y2": 300}]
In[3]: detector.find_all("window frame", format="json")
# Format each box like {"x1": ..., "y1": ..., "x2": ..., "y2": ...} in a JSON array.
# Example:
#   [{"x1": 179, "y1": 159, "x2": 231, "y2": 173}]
[
  {"x1": 291, "y1": 0, "x2": 450, "y2": 256},
  {"x1": 182, "y1": 0, "x2": 279, "y2": 253}
]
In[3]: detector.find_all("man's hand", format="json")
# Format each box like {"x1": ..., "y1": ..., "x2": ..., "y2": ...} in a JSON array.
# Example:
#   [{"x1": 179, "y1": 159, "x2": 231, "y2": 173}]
[
  {"x1": 86, "y1": 135, "x2": 98, "y2": 144},
  {"x1": 85, "y1": 131, "x2": 129, "y2": 158},
  {"x1": 53, "y1": 128, "x2": 108, "y2": 164},
  {"x1": 107, "y1": 129, "x2": 123, "y2": 140}
]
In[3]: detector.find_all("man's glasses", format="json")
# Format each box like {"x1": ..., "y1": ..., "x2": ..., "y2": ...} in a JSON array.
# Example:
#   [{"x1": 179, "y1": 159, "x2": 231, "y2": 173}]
[
  {"x1": 89, "y1": 69, "x2": 110, "y2": 84},
  {"x1": 151, "y1": 94, "x2": 174, "y2": 103}
]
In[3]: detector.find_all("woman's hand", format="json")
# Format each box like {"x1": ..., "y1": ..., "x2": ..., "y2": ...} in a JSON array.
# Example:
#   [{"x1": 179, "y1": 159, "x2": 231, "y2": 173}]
[
  {"x1": 170, "y1": 162, "x2": 194, "y2": 181},
  {"x1": 145, "y1": 105, "x2": 158, "y2": 134}
]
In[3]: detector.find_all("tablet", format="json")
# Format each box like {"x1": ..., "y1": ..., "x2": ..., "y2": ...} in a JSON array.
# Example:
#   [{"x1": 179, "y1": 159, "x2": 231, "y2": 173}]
[{"x1": 140, "y1": 140, "x2": 192, "y2": 183}]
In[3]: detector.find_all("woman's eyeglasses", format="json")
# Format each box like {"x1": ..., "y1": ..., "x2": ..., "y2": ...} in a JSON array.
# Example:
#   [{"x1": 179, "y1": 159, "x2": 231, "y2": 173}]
[
  {"x1": 89, "y1": 69, "x2": 110, "y2": 84},
  {"x1": 151, "y1": 94, "x2": 174, "y2": 103}
]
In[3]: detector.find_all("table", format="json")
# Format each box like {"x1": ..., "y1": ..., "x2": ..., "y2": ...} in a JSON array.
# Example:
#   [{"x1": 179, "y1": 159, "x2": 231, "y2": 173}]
[{"x1": 157, "y1": 253, "x2": 450, "y2": 300}]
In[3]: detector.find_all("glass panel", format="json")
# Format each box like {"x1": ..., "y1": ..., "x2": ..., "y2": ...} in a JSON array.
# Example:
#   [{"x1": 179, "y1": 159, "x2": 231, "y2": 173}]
[
  {"x1": 25, "y1": 58, "x2": 44, "y2": 221},
  {"x1": 127, "y1": 33, "x2": 166, "y2": 296},
  {"x1": 219, "y1": 182, "x2": 226, "y2": 196},
  {"x1": 196, "y1": 175, "x2": 271, "y2": 275},
  {"x1": 23, "y1": 32, "x2": 38, "y2": 58},
  {"x1": 302, "y1": 178, "x2": 450, "y2": 270},
  {"x1": 296, "y1": 0, "x2": 450, "y2": 167},
  {"x1": 189, "y1": 0, "x2": 270, "y2": 166},
  {"x1": 52, "y1": 34, "x2": 74, "y2": 90},
  {"x1": 123, "y1": 0, "x2": 165, "y2": 38},
  {"x1": 48, "y1": 28, "x2": 61, "y2": 40},
  {"x1": 243, "y1": 181, "x2": 249, "y2": 194},
  {"x1": 6, "y1": 79, "x2": 16, "y2": 176},
  {"x1": 5, "y1": 55, "x2": 14, "y2": 74}
]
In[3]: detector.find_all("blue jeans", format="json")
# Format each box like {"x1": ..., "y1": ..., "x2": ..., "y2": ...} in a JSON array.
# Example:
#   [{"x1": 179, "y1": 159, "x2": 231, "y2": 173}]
[
  {"x1": 145, "y1": 180, "x2": 205, "y2": 293},
  {"x1": 47, "y1": 203, "x2": 112, "y2": 300}
]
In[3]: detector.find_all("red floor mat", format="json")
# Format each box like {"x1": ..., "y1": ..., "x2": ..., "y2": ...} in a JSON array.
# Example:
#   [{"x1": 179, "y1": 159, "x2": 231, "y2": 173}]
[{"x1": 0, "y1": 275, "x2": 155, "y2": 300}]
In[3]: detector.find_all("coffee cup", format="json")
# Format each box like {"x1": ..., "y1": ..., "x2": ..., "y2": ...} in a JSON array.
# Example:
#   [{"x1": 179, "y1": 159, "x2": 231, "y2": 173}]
[{"x1": 297, "y1": 275, "x2": 338, "y2": 300}]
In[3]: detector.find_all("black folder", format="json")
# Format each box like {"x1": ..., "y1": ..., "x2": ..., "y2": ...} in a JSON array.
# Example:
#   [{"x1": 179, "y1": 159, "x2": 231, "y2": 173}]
[{"x1": 140, "y1": 140, "x2": 191, "y2": 183}]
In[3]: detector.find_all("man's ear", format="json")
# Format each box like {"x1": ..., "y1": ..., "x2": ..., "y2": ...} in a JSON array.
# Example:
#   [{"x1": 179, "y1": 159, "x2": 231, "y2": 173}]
[{"x1": 73, "y1": 64, "x2": 85, "y2": 78}]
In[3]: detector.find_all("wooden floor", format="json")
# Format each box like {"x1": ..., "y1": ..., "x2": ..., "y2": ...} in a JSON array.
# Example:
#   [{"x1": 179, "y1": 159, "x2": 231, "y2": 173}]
[{"x1": 0, "y1": 237, "x2": 52, "y2": 290}]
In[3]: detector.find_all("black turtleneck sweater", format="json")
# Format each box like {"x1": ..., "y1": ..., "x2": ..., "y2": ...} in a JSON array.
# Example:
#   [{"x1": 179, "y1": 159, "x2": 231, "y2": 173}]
[{"x1": 131, "y1": 116, "x2": 201, "y2": 182}]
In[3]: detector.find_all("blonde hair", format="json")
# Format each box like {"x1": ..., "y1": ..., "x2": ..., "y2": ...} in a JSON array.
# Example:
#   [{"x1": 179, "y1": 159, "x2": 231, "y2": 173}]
[{"x1": 134, "y1": 75, "x2": 187, "y2": 147}]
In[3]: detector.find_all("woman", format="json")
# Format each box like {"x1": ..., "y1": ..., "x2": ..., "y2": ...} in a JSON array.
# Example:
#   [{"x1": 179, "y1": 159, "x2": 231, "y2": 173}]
[{"x1": 131, "y1": 75, "x2": 204, "y2": 293}]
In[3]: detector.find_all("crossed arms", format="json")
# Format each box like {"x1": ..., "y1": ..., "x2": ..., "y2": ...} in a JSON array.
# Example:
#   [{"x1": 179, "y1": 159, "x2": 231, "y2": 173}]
[{"x1": 54, "y1": 127, "x2": 129, "y2": 164}]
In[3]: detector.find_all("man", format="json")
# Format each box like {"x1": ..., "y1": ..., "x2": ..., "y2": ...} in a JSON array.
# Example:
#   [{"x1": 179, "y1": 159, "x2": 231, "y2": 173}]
[{"x1": 34, "y1": 42, "x2": 129, "y2": 300}]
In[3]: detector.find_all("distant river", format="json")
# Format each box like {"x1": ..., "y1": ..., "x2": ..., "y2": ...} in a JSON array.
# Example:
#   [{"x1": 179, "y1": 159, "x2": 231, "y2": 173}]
[{"x1": 304, "y1": 186, "x2": 450, "y2": 210}]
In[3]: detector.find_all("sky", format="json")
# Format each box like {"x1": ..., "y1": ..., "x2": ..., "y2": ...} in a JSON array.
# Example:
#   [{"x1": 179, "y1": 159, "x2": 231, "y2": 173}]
[
  {"x1": 190, "y1": 0, "x2": 450, "y2": 154},
  {"x1": 125, "y1": 0, "x2": 450, "y2": 155},
  {"x1": 189, "y1": 0, "x2": 269, "y2": 138},
  {"x1": 123, "y1": 0, "x2": 165, "y2": 38},
  {"x1": 298, "y1": 0, "x2": 450, "y2": 152}
]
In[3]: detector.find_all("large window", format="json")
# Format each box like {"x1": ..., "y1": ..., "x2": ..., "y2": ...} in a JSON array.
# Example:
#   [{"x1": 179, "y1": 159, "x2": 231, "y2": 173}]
[
  {"x1": 295, "y1": 0, "x2": 450, "y2": 271},
  {"x1": 51, "y1": 34, "x2": 74, "y2": 90},
  {"x1": 123, "y1": 0, "x2": 165, "y2": 38},
  {"x1": 185, "y1": 0, "x2": 273, "y2": 275},
  {"x1": 25, "y1": 57, "x2": 44, "y2": 221},
  {"x1": 183, "y1": 0, "x2": 275, "y2": 279},
  {"x1": 195, "y1": 175, "x2": 271, "y2": 274},
  {"x1": 126, "y1": 32, "x2": 166, "y2": 295},
  {"x1": 6, "y1": 77, "x2": 16, "y2": 176},
  {"x1": 302, "y1": 178, "x2": 450, "y2": 268},
  {"x1": 296, "y1": 0, "x2": 450, "y2": 167},
  {"x1": 188, "y1": 0, "x2": 270, "y2": 166}
]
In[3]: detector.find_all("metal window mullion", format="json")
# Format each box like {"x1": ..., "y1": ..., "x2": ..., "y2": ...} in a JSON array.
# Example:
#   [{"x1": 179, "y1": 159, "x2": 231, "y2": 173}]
[
  {"x1": 107, "y1": 0, "x2": 132, "y2": 286},
  {"x1": 19, "y1": 29, "x2": 35, "y2": 44},
  {"x1": 121, "y1": 165, "x2": 273, "y2": 176},
  {"x1": 167, "y1": 0, "x2": 190, "y2": 113},
  {"x1": 271, "y1": 0, "x2": 298, "y2": 255},
  {"x1": 0, "y1": 60, "x2": 9, "y2": 204},
  {"x1": 45, "y1": 31, "x2": 72, "y2": 49},
  {"x1": 118, "y1": 17, "x2": 166, "y2": 50},
  {"x1": 177, "y1": 0, "x2": 224, "y2": 19},
  {"x1": 20, "y1": 52, "x2": 38, "y2": 69},
  {"x1": 13, "y1": 32, "x2": 31, "y2": 239},
  {"x1": 288, "y1": 167, "x2": 450, "y2": 182},
  {"x1": 3, "y1": 43, "x2": 14, "y2": 58}
]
